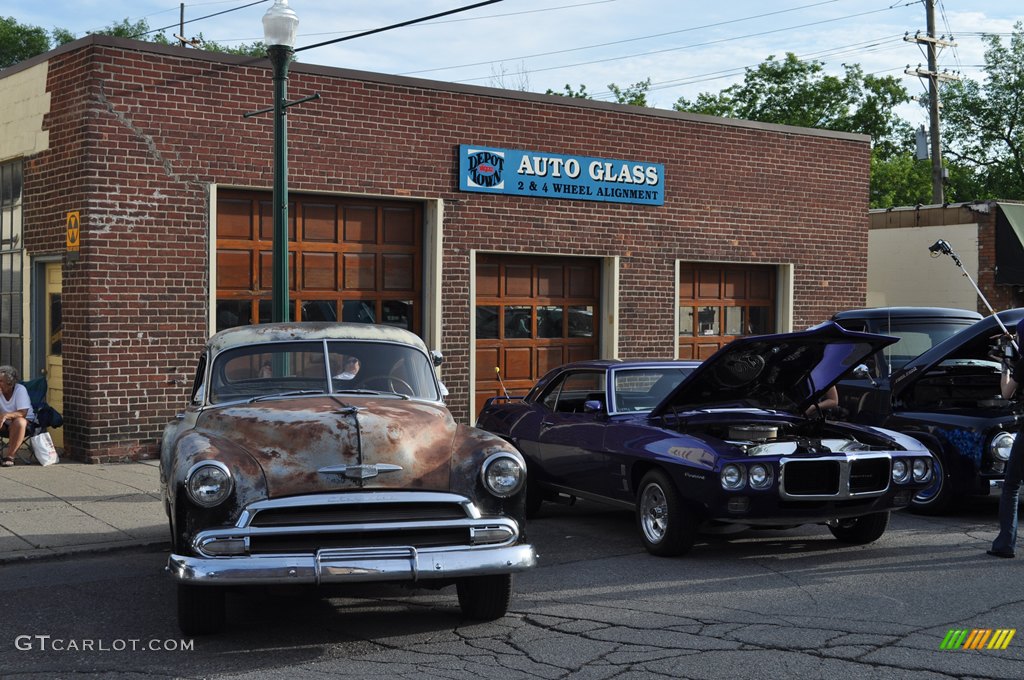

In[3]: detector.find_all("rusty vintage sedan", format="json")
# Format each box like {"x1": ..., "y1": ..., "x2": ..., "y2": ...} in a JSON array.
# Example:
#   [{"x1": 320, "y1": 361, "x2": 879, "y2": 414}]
[{"x1": 161, "y1": 323, "x2": 536, "y2": 635}]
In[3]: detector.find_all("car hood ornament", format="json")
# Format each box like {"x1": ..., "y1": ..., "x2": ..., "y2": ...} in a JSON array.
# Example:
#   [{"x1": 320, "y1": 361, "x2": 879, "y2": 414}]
[{"x1": 318, "y1": 463, "x2": 403, "y2": 480}]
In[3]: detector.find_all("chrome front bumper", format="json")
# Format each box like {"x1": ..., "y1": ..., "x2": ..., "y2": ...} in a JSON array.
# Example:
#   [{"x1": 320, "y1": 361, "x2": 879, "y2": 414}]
[{"x1": 168, "y1": 543, "x2": 537, "y2": 586}]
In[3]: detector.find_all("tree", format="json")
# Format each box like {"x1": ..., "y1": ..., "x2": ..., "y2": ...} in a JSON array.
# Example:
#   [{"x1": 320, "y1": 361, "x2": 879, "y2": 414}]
[
  {"x1": 674, "y1": 53, "x2": 932, "y2": 208},
  {"x1": 546, "y1": 78, "x2": 651, "y2": 106},
  {"x1": 939, "y1": 22, "x2": 1024, "y2": 200},
  {"x1": 0, "y1": 15, "x2": 264, "y2": 70},
  {"x1": 1, "y1": 16, "x2": 53, "y2": 68}
]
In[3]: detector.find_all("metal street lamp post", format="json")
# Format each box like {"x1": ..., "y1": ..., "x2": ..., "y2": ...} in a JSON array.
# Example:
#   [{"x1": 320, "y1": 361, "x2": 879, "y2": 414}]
[{"x1": 262, "y1": 0, "x2": 299, "y2": 323}]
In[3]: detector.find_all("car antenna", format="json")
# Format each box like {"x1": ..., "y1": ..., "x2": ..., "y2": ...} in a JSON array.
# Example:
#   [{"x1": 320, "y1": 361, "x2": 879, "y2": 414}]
[
  {"x1": 495, "y1": 366, "x2": 510, "y2": 399},
  {"x1": 928, "y1": 239, "x2": 1019, "y2": 352}
]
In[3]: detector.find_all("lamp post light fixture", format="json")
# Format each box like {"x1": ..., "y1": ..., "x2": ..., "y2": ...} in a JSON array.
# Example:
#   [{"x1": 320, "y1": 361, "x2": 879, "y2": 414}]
[{"x1": 263, "y1": 0, "x2": 299, "y2": 323}]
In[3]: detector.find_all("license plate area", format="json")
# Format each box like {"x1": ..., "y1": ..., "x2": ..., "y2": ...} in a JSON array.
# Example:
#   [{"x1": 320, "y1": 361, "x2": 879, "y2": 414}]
[{"x1": 314, "y1": 546, "x2": 419, "y2": 583}]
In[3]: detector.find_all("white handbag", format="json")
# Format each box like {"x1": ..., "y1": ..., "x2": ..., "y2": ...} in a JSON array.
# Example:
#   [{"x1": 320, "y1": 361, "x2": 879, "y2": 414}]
[{"x1": 29, "y1": 431, "x2": 59, "y2": 466}]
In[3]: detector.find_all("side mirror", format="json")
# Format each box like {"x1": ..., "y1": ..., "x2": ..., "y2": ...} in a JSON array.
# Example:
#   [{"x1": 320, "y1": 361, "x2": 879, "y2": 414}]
[
  {"x1": 583, "y1": 400, "x2": 603, "y2": 413},
  {"x1": 430, "y1": 350, "x2": 444, "y2": 367},
  {"x1": 851, "y1": 364, "x2": 878, "y2": 387}
]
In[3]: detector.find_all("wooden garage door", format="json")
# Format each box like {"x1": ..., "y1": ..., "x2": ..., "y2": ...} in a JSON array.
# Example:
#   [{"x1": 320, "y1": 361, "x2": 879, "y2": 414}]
[
  {"x1": 679, "y1": 263, "x2": 776, "y2": 359},
  {"x1": 215, "y1": 190, "x2": 422, "y2": 334},
  {"x1": 475, "y1": 255, "x2": 600, "y2": 415}
]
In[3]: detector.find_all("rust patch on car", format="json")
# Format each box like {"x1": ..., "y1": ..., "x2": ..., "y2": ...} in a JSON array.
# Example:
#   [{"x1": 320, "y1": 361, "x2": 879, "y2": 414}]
[{"x1": 194, "y1": 397, "x2": 454, "y2": 497}]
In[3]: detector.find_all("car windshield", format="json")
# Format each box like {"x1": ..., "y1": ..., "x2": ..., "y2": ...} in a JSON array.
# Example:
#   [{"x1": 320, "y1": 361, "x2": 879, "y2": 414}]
[
  {"x1": 612, "y1": 367, "x2": 696, "y2": 412},
  {"x1": 877, "y1": 322, "x2": 974, "y2": 373},
  {"x1": 207, "y1": 340, "x2": 440, "y2": 404}
]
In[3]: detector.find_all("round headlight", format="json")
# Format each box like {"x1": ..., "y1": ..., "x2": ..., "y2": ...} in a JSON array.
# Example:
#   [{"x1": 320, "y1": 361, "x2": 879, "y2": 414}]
[
  {"x1": 892, "y1": 459, "x2": 910, "y2": 483},
  {"x1": 990, "y1": 432, "x2": 1015, "y2": 462},
  {"x1": 186, "y1": 461, "x2": 233, "y2": 507},
  {"x1": 721, "y1": 464, "x2": 745, "y2": 491},
  {"x1": 748, "y1": 463, "x2": 771, "y2": 489},
  {"x1": 912, "y1": 457, "x2": 932, "y2": 483},
  {"x1": 481, "y1": 453, "x2": 526, "y2": 498}
]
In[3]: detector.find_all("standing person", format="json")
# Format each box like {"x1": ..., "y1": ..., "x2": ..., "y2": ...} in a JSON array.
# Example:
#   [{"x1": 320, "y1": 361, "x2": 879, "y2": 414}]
[
  {"x1": 988, "y1": 318, "x2": 1024, "y2": 558},
  {"x1": 0, "y1": 366, "x2": 37, "y2": 467}
]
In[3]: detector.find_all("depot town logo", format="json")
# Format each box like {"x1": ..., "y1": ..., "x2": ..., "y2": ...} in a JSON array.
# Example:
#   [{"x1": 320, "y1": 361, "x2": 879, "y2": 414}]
[
  {"x1": 465, "y1": 149, "x2": 505, "y2": 189},
  {"x1": 940, "y1": 629, "x2": 1016, "y2": 650}
]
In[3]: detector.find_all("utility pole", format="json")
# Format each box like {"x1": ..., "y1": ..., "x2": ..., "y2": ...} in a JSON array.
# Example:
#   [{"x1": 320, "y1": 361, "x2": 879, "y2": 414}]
[{"x1": 904, "y1": 0, "x2": 958, "y2": 204}]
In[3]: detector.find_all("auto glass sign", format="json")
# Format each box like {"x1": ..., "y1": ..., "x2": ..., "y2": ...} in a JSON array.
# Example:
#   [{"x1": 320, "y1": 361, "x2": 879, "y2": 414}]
[{"x1": 459, "y1": 144, "x2": 664, "y2": 206}]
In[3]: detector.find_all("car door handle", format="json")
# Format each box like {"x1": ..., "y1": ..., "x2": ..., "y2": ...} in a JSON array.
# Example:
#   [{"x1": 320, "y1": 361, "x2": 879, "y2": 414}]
[{"x1": 542, "y1": 420, "x2": 555, "y2": 427}]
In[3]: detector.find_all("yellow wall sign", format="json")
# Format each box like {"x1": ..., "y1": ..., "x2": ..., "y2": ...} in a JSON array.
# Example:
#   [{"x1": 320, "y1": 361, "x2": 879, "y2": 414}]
[{"x1": 66, "y1": 211, "x2": 80, "y2": 250}]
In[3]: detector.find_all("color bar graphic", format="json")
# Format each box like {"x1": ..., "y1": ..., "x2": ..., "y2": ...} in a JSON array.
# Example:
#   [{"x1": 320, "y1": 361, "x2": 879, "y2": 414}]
[{"x1": 941, "y1": 629, "x2": 1016, "y2": 650}]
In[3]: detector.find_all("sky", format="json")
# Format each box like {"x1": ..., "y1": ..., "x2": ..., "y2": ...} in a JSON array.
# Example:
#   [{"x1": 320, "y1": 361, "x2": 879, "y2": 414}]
[{"x1": 11, "y1": 0, "x2": 1024, "y2": 127}]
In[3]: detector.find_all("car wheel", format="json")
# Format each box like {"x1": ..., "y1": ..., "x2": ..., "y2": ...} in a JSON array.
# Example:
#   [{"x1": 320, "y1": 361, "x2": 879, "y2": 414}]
[
  {"x1": 909, "y1": 453, "x2": 953, "y2": 515},
  {"x1": 177, "y1": 584, "x2": 226, "y2": 636},
  {"x1": 828, "y1": 511, "x2": 889, "y2": 544},
  {"x1": 636, "y1": 470, "x2": 697, "y2": 557},
  {"x1": 457, "y1": 574, "x2": 513, "y2": 620}
]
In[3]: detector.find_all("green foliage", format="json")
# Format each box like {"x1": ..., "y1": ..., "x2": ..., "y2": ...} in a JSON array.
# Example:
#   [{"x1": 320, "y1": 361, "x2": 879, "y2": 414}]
[
  {"x1": 547, "y1": 79, "x2": 651, "y2": 107},
  {"x1": 673, "y1": 52, "x2": 935, "y2": 207},
  {"x1": 939, "y1": 21, "x2": 1024, "y2": 200},
  {"x1": 1, "y1": 15, "x2": 52, "y2": 68},
  {"x1": 674, "y1": 53, "x2": 912, "y2": 151},
  {"x1": 546, "y1": 84, "x2": 592, "y2": 99},
  {"x1": 869, "y1": 150, "x2": 932, "y2": 208},
  {"x1": 0, "y1": 15, "x2": 265, "y2": 69}
]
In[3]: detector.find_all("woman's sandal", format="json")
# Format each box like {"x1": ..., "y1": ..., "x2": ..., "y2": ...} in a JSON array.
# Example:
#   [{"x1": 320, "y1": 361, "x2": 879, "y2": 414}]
[{"x1": 1, "y1": 456, "x2": 14, "y2": 467}]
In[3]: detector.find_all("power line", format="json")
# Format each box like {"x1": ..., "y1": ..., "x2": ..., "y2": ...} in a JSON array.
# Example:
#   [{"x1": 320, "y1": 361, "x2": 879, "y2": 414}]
[
  {"x1": 400, "y1": 0, "x2": 846, "y2": 76},
  {"x1": 127, "y1": 0, "x2": 271, "y2": 40},
  {"x1": 451, "y1": 3, "x2": 914, "y2": 85},
  {"x1": 296, "y1": 0, "x2": 504, "y2": 52},
  {"x1": 587, "y1": 34, "x2": 908, "y2": 100}
]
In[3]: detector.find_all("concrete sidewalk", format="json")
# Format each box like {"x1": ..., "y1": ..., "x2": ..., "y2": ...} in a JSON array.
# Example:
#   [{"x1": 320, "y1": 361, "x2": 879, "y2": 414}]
[{"x1": 0, "y1": 457, "x2": 167, "y2": 564}]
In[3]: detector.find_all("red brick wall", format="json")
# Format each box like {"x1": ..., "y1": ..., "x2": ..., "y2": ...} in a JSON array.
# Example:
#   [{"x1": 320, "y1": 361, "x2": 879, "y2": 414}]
[{"x1": 23, "y1": 37, "x2": 870, "y2": 461}]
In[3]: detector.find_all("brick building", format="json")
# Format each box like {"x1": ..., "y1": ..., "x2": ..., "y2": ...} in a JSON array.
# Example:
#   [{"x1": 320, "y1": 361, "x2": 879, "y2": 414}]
[
  {"x1": 0, "y1": 35, "x2": 873, "y2": 463},
  {"x1": 866, "y1": 201, "x2": 1024, "y2": 313}
]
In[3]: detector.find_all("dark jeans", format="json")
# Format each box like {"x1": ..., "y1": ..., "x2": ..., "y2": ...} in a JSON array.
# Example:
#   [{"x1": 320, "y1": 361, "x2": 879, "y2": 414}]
[{"x1": 992, "y1": 433, "x2": 1024, "y2": 554}]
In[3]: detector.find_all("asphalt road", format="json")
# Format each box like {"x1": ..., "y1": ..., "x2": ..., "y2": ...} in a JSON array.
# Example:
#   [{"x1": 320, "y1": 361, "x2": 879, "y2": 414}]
[{"x1": 1, "y1": 497, "x2": 1022, "y2": 679}]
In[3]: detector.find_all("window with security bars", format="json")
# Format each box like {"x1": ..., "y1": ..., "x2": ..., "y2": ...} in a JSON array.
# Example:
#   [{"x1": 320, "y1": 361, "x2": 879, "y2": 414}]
[{"x1": 0, "y1": 161, "x2": 24, "y2": 375}]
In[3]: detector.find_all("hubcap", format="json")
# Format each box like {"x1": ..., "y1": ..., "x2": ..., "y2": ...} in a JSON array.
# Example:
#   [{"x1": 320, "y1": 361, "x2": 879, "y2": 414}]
[{"x1": 640, "y1": 482, "x2": 668, "y2": 543}]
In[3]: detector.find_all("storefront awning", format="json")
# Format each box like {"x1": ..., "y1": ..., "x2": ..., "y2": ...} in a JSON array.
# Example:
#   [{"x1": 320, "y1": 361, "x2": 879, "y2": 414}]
[{"x1": 995, "y1": 202, "x2": 1024, "y2": 285}]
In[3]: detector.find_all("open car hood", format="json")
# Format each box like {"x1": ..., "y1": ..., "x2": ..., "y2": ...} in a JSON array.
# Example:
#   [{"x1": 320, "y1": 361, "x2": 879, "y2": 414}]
[
  {"x1": 890, "y1": 309, "x2": 1024, "y2": 399},
  {"x1": 651, "y1": 322, "x2": 897, "y2": 417}
]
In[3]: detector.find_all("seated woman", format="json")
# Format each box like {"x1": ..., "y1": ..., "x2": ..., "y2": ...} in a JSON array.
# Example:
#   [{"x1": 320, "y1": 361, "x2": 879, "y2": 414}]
[
  {"x1": 333, "y1": 356, "x2": 361, "y2": 382},
  {"x1": 0, "y1": 365, "x2": 39, "y2": 467}
]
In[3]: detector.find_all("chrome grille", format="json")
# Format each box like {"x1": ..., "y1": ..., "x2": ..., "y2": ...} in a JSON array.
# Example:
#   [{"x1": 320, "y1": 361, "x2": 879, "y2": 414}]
[
  {"x1": 780, "y1": 455, "x2": 891, "y2": 500},
  {"x1": 192, "y1": 491, "x2": 518, "y2": 558},
  {"x1": 250, "y1": 502, "x2": 468, "y2": 527}
]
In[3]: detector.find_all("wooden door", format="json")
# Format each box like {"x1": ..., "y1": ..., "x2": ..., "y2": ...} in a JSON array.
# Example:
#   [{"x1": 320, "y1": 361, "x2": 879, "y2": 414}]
[
  {"x1": 44, "y1": 262, "x2": 63, "y2": 448},
  {"x1": 475, "y1": 254, "x2": 600, "y2": 416}
]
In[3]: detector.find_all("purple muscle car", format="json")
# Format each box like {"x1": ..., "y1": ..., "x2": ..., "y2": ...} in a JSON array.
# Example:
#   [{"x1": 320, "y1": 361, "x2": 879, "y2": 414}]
[{"x1": 476, "y1": 323, "x2": 936, "y2": 557}]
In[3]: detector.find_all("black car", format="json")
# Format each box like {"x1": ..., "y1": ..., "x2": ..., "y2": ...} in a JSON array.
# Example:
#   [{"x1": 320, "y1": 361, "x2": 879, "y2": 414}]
[
  {"x1": 831, "y1": 307, "x2": 982, "y2": 378},
  {"x1": 833, "y1": 308, "x2": 1024, "y2": 513}
]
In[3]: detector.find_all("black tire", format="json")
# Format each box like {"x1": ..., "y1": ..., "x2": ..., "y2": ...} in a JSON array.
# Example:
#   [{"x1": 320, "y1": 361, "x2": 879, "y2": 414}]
[
  {"x1": 828, "y1": 511, "x2": 889, "y2": 544},
  {"x1": 177, "y1": 584, "x2": 226, "y2": 636},
  {"x1": 908, "y1": 453, "x2": 954, "y2": 515},
  {"x1": 636, "y1": 470, "x2": 698, "y2": 557},
  {"x1": 457, "y1": 574, "x2": 513, "y2": 620}
]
